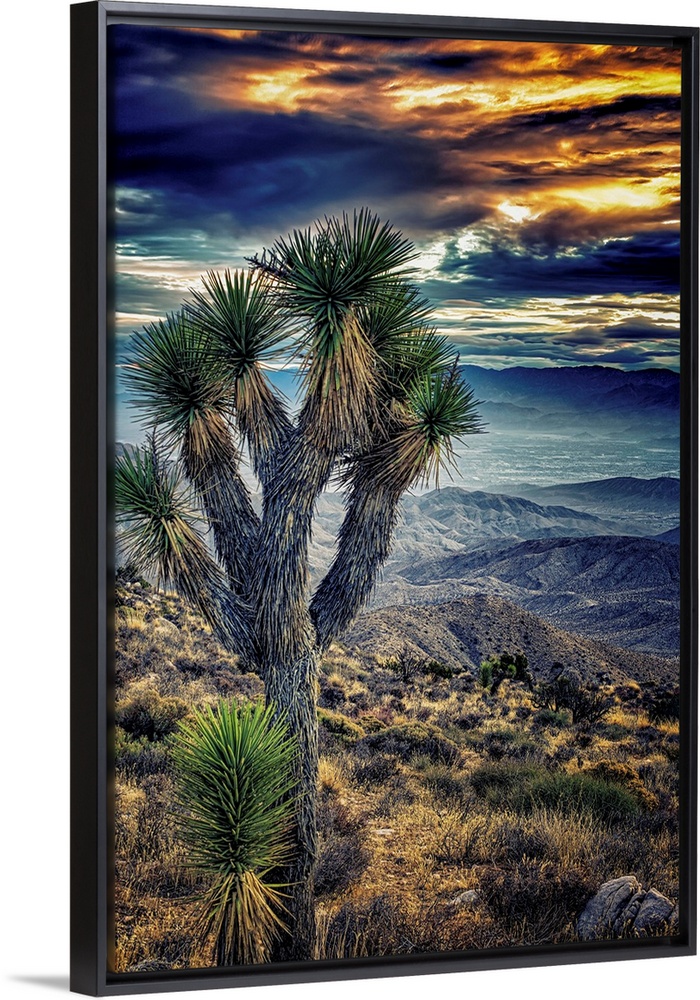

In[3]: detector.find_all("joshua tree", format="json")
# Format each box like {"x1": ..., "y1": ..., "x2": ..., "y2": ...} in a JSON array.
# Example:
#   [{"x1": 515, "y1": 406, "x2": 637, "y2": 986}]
[{"x1": 115, "y1": 209, "x2": 482, "y2": 961}]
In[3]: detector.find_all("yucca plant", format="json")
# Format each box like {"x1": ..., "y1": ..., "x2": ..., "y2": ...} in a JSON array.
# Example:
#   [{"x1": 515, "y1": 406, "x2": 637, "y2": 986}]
[
  {"x1": 116, "y1": 208, "x2": 483, "y2": 961},
  {"x1": 171, "y1": 701, "x2": 297, "y2": 966}
]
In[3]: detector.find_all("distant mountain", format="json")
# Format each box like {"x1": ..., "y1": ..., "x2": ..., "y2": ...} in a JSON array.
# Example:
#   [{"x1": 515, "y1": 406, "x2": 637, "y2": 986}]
[
  {"x1": 310, "y1": 480, "x2": 675, "y2": 584},
  {"x1": 342, "y1": 594, "x2": 677, "y2": 686},
  {"x1": 498, "y1": 476, "x2": 679, "y2": 510},
  {"x1": 377, "y1": 535, "x2": 679, "y2": 658},
  {"x1": 492, "y1": 476, "x2": 680, "y2": 536},
  {"x1": 460, "y1": 364, "x2": 679, "y2": 417},
  {"x1": 654, "y1": 526, "x2": 681, "y2": 544},
  {"x1": 402, "y1": 535, "x2": 678, "y2": 591},
  {"x1": 310, "y1": 485, "x2": 636, "y2": 583}
]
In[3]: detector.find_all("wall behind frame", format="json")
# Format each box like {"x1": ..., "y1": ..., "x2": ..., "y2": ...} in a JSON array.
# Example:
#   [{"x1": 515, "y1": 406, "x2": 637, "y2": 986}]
[{"x1": 2, "y1": 1, "x2": 697, "y2": 1000}]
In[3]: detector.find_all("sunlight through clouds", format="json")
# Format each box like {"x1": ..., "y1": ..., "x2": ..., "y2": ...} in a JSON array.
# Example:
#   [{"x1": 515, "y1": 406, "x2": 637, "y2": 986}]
[{"x1": 109, "y1": 25, "x2": 681, "y2": 369}]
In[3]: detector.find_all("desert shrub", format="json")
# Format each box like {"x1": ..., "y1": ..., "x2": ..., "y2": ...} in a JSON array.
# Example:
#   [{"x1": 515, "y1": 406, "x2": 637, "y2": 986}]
[
  {"x1": 318, "y1": 677, "x2": 348, "y2": 710},
  {"x1": 358, "y1": 722, "x2": 460, "y2": 764},
  {"x1": 599, "y1": 721, "x2": 629, "y2": 742},
  {"x1": 325, "y1": 894, "x2": 413, "y2": 958},
  {"x1": 482, "y1": 726, "x2": 540, "y2": 761},
  {"x1": 314, "y1": 830, "x2": 371, "y2": 897},
  {"x1": 533, "y1": 707, "x2": 569, "y2": 729},
  {"x1": 647, "y1": 686, "x2": 680, "y2": 723},
  {"x1": 520, "y1": 772, "x2": 640, "y2": 824},
  {"x1": 471, "y1": 762, "x2": 640, "y2": 824},
  {"x1": 115, "y1": 727, "x2": 173, "y2": 777},
  {"x1": 478, "y1": 861, "x2": 594, "y2": 942},
  {"x1": 462, "y1": 812, "x2": 552, "y2": 866},
  {"x1": 471, "y1": 761, "x2": 543, "y2": 800},
  {"x1": 115, "y1": 688, "x2": 189, "y2": 741},
  {"x1": 384, "y1": 650, "x2": 453, "y2": 684},
  {"x1": 614, "y1": 681, "x2": 642, "y2": 704},
  {"x1": 420, "y1": 762, "x2": 471, "y2": 802},
  {"x1": 318, "y1": 708, "x2": 365, "y2": 745},
  {"x1": 568, "y1": 688, "x2": 612, "y2": 728},
  {"x1": 115, "y1": 774, "x2": 178, "y2": 891},
  {"x1": 454, "y1": 710, "x2": 482, "y2": 731},
  {"x1": 425, "y1": 659, "x2": 453, "y2": 680},
  {"x1": 583, "y1": 760, "x2": 658, "y2": 811},
  {"x1": 373, "y1": 774, "x2": 417, "y2": 817},
  {"x1": 661, "y1": 735, "x2": 680, "y2": 763},
  {"x1": 174, "y1": 655, "x2": 206, "y2": 678},
  {"x1": 480, "y1": 652, "x2": 533, "y2": 695},
  {"x1": 535, "y1": 674, "x2": 611, "y2": 728},
  {"x1": 383, "y1": 647, "x2": 423, "y2": 683},
  {"x1": 357, "y1": 711, "x2": 390, "y2": 733},
  {"x1": 347, "y1": 688, "x2": 371, "y2": 712},
  {"x1": 352, "y1": 753, "x2": 399, "y2": 786}
]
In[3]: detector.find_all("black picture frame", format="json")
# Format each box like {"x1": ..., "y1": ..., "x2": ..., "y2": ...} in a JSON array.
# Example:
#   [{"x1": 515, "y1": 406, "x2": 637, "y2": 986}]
[{"x1": 71, "y1": 3, "x2": 699, "y2": 995}]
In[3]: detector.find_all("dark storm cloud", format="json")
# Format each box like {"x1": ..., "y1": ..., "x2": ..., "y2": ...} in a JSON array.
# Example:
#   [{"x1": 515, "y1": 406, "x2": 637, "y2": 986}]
[
  {"x1": 603, "y1": 319, "x2": 679, "y2": 340},
  {"x1": 551, "y1": 318, "x2": 677, "y2": 347},
  {"x1": 436, "y1": 230, "x2": 680, "y2": 298},
  {"x1": 508, "y1": 94, "x2": 681, "y2": 129},
  {"x1": 109, "y1": 24, "x2": 681, "y2": 370},
  {"x1": 111, "y1": 111, "x2": 467, "y2": 235}
]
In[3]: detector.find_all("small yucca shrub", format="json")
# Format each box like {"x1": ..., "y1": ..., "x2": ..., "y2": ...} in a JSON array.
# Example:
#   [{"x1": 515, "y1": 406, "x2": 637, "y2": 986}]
[{"x1": 171, "y1": 701, "x2": 297, "y2": 966}]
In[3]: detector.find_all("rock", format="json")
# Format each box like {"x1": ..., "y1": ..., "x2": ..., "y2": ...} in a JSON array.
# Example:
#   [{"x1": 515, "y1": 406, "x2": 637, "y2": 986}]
[
  {"x1": 632, "y1": 889, "x2": 675, "y2": 932},
  {"x1": 153, "y1": 616, "x2": 179, "y2": 637},
  {"x1": 576, "y1": 876, "x2": 642, "y2": 940},
  {"x1": 577, "y1": 877, "x2": 677, "y2": 940},
  {"x1": 373, "y1": 828, "x2": 395, "y2": 837},
  {"x1": 451, "y1": 889, "x2": 478, "y2": 908},
  {"x1": 612, "y1": 891, "x2": 646, "y2": 934}
]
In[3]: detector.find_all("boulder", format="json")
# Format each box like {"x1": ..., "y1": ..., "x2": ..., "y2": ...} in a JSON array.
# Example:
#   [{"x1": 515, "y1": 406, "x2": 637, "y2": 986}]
[
  {"x1": 153, "y1": 616, "x2": 179, "y2": 638},
  {"x1": 450, "y1": 889, "x2": 479, "y2": 908},
  {"x1": 632, "y1": 889, "x2": 675, "y2": 932},
  {"x1": 577, "y1": 877, "x2": 676, "y2": 940},
  {"x1": 576, "y1": 876, "x2": 641, "y2": 940}
]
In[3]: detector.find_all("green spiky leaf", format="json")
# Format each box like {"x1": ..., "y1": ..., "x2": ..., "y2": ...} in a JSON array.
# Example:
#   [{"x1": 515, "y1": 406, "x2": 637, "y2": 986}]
[
  {"x1": 171, "y1": 701, "x2": 297, "y2": 965},
  {"x1": 122, "y1": 311, "x2": 233, "y2": 446}
]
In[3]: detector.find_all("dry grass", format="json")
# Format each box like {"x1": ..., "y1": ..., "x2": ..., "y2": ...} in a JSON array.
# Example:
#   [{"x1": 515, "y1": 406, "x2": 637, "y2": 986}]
[{"x1": 113, "y1": 581, "x2": 680, "y2": 971}]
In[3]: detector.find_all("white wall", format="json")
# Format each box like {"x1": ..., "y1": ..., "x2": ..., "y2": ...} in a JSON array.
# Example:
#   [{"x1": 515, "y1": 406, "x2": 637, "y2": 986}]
[{"x1": 2, "y1": 2, "x2": 696, "y2": 999}]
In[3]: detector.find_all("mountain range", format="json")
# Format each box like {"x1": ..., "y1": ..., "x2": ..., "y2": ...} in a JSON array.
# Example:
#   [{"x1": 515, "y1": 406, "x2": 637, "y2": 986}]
[
  {"x1": 311, "y1": 478, "x2": 680, "y2": 659},
  {"x1": 459, "y1": 364, "x2": 679, "y2": 436},
  {"x1": 379, "y1": 534, "x2": 679, "y2": 658},
  {"x1": 341, "y1": 594, "x2": 677, "y2": 687}
]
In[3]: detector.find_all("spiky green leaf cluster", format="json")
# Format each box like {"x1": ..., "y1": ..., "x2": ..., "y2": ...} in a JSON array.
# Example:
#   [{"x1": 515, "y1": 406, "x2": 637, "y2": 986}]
[
  {"x1": 114, "y1": 443, "x2": 206, "y2": 589},
  {"x1": 114, "y1": 442, "x2": 253, "y2": 652},
  {"x1": 188, "y1": 269, "x2": 288, "y2": 376},
  {"x1": 171, "y1": 701, "x2": 297, "y2": 965},
  {"x1": 122, "y1": 312, "x2": 232, "y2": 448},
  {"x1": 185, "y1": 268, "x2": 292, "y2": 479}
]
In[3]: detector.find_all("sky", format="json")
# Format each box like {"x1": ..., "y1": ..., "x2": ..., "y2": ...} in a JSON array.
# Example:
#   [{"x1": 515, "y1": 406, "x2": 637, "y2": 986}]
[{"x1": 108, "y1": 24, "x2": 683, "y2": 370}]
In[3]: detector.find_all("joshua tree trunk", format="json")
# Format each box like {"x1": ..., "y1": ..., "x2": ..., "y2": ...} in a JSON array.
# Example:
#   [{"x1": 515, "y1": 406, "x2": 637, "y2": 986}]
[{"x1": 263, "y1": 646, "x2": 320, "y2": 961}]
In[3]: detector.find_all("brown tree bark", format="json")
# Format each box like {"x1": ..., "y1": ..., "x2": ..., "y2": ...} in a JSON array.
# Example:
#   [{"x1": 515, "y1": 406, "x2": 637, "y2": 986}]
[{"x1": 263, "y1": 646, "x2": 320, "y2": 961}]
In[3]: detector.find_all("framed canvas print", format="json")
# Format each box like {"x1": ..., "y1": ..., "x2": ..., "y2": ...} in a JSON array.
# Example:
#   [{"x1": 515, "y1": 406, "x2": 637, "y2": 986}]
[{"x1": 71, "y1": 2, "x2": 699, "y2": 995}]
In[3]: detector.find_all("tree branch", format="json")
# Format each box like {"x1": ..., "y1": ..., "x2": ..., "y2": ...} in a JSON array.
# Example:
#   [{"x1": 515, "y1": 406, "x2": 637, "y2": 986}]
[
  {"x1": 254, "y1": 424, "x2": 335, "y2": 670},
  {"x1": 309, "y1": 476, "x2": 404, "y2": 651},
  {"x1": 180, "y1": 414, "x2": 259, "y2": 599}
]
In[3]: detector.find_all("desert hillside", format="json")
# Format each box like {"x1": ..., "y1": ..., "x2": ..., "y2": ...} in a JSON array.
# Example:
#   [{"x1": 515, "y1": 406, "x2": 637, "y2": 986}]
[{"x1": 342, "y1": 594, "x2": 678, "y2": 685}]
